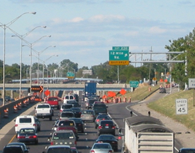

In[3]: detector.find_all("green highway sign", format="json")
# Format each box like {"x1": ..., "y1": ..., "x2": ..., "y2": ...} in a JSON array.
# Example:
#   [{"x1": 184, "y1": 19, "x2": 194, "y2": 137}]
[
  {"x1": 109, "y1": 50, "x2": 129, "y2": 61},
  {"x1": 67, "y1": 72, "x2": 75, "y2": 78},
  {"x1": 112, "y1": 46, "x2": 129, "y2": 51},
  {"x1": 129, "y1": 81, "x2": 139, "y2": 88}
]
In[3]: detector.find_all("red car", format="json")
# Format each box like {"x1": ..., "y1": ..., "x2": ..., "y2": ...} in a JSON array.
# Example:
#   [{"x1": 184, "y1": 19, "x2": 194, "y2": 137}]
[{"x1": 46, "y1": 97, "x2": 60, "y2": 110}]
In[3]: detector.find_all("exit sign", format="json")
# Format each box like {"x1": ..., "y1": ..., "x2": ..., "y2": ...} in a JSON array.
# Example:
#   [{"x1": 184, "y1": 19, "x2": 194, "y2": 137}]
[{"x1": 109, "y1": 46, "x2": 129, "y2": 65}]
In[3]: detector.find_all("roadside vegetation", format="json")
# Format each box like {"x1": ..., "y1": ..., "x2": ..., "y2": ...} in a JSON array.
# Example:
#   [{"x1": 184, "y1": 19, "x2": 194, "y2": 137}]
[{"x1": 147, "y1": 90, "x2": 195, "y2": 131}]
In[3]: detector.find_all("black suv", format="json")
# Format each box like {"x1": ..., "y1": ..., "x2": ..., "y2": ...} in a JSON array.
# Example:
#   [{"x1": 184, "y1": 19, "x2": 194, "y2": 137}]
[
  {"x1": 97, "y1": 120, "x2": 116, "y2": 136},
  {"x1": 95, "y1": 113, "x2": 112, "y2": 129},
  {"x1": 92, "y1": 101, "x2": 107, "y2": 115},
  {"x1": 3, "y1": 144, "x2": 26, "y2": 153}
]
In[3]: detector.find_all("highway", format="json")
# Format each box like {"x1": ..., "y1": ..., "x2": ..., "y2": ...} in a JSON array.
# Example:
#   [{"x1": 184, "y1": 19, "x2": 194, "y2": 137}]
[{"x1": 0, "y1": 88, "x2": 182, "y2": 153}]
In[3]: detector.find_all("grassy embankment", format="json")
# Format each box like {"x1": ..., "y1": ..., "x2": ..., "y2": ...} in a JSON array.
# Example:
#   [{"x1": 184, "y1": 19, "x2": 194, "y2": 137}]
[
  {"x1": 120, "y1": 84, "x2": 159, "y2": 101},
  {"x1": 147, "y1": 90, "x2": 195, "y2": 131}
]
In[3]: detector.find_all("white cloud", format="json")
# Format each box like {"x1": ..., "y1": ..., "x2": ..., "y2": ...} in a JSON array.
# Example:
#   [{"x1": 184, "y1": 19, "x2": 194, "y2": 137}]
[
  {"x1": 149, "y1": 26, "x2": 167, "y2": 34},
  {"x1": 69, "y1": 17, "x2": 84, "y2": 23},
  {"x1": 89, "y1": 15, "x2": 125, "y2": 23}
]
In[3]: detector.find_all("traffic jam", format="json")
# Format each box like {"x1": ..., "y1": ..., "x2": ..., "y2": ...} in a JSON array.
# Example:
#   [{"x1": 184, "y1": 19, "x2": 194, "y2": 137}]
[{"x1": 2, "y1": 90, "x2": 123, "y2": 153}]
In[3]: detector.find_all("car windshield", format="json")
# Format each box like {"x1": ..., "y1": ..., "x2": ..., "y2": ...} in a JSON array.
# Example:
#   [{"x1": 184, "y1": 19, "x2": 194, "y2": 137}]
[
  {"x1": 99, "y1": 135, "x2": 115, "y2": 140},
  {"x1": 53, "y1": 132, "x2": 74, "y2": 140},
  {"x1": 180, "y1": 149, "x2": 195, "y2": 153},
  {"x1": 62, "y1": 105, "x2": 72, "y2": 109},
  {"x1": 37, "y1": 105, "x2": 50, "y2": 108},
  {"x1": 58, "y1": 121, "x2": 75, "y2": 126},
  {"x1": 97, "y1": 115, "x2": 110, "y2": 119},
  {"x1": 93, "y1": 144, "x2": 111, "y2": 149},
  {"x1": 61, "y1": 113, "x2": 74, "y2": 117},
  {"x1": 19, "y1": 118, "x2": 32, "y2": 123},
  {"x1": 65, "y1": 95, "x2": 74, "y2": 99},
  {"x1": 48, "y1": 97, "x2": 58, "y2": 101},
  {"x1": 82, "y1": 110, "x2": 94, "y2": 114},
  {"x1": 48, "y1": 148, "x2": 71, "y2": 153}
]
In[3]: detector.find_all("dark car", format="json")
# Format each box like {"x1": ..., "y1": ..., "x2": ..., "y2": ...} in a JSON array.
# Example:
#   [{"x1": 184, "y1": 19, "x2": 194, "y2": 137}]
[
  {"x1": 92, "y1": 101, "x2": 107, "y2": 115},
  {"x1": 95, "y1": 113, "x2": 112, "y2": 129},
  {"x1": 60, "y1": 104, "x2": 73, "y2": 112},
  {"x1": 85, "y1": 98, "x2": 97, "y2": 109},
  {"x1": 97, "y1": 120, "x2": 116, "y2": 136},
  {"x1": 179, "y1": 148, "x2": 195, "y2": 153},
  {"x1": 71, "y1": 147, "x2": 79, "y2": 153},
  {"x1": 159, "y1": 87, "x2": 166, "y2": 93},
  {"x1": 71, "y1": 107, "x2": 82, "y2": 118},
  {"x1": 70, "y1": 118, "x2": 84, "y2": 133},
  {"x1": 42, "y1": 145, "x2": 72, "y2": 153},
  {"x1": 96, "y1": 134, "x2": 118, "y2": 151},
  {"x1": 73, "y1": 94, "x2": 79, "y2": 103},
  {"x1": 2, "y1": 145, "x2": 26, "y2": 153},
  {"x1": 7, "y1": 142, "x2": 30, "y2": 153},
  {"x1": 17, "y1": 128, "x2": 38, "y2": 144}
]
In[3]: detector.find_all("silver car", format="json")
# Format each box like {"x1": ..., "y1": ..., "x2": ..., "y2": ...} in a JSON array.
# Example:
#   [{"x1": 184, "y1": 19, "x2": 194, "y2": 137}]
[
  {"x1": 49, "y1": 130, "x2": 77, "y2": 147},
  {"x1": 90, "y1": 143, "x2": 114, "y2": 153},
  {"x1": 59, "y1": 111, "x2": 75, "y2": 120},
  {"x1": 80, "y1": 110, "x2": 95, "y2": 122}
]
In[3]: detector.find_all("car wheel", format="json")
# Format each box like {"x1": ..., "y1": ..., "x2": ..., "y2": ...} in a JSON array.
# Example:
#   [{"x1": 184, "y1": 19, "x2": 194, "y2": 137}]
[
  {"x1": 35, "y1": 140, "x2": 38, "y2": 145},
  {"x1": 49, "y1": 116, "x2": 52, "y2": 121}
]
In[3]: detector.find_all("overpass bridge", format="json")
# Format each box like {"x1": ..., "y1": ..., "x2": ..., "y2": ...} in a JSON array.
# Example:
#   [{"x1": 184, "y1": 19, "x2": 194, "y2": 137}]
[{"x1": 0, "y1": 83, "x2": 130, "y2": 91}]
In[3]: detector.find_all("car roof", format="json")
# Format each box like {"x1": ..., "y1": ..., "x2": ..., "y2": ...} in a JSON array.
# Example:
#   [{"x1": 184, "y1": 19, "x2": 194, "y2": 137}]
[
  {"x1": 54, "y1": 130, "x2": 74, "y2": 133},
  {"x1": 16, "y1": 115, "x2": 34, "y2": 118}
]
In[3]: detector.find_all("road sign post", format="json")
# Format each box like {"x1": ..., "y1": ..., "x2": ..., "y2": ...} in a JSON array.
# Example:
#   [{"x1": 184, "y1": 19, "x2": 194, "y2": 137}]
[{"x1": 176, "y1": 99, "x2": 188, "y2": 115}]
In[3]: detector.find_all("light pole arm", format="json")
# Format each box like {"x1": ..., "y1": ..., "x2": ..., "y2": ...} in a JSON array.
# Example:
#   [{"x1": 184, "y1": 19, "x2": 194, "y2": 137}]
[{"x1": 6, "y1": 12, "x2": 36, "y2": 26}]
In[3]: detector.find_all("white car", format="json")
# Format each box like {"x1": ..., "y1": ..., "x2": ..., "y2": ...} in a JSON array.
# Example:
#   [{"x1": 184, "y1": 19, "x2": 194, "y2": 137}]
[
  {"x1": 63, "y1": 94, "x2": 74, "y2": 104},
  {"x1": 14, "y1": 115, "x2": 39, "y2": 134}
]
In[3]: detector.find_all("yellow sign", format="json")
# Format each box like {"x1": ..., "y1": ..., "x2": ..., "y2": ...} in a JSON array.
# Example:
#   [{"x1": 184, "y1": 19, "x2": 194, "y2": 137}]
[{"x1": 109, "y1": 61, "x2": 129, "y2": 65}]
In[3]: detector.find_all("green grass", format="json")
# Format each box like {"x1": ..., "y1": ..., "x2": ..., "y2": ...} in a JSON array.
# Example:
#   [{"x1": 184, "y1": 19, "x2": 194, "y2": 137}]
[{"x1": 147, "y1": 90, "x2": 195, "y2": 131}]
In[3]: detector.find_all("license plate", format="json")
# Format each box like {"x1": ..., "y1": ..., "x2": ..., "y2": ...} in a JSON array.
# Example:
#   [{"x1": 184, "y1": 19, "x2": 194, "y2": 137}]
[{"x1": 105, "y1": 126, "x2": 109, "y2": 128}]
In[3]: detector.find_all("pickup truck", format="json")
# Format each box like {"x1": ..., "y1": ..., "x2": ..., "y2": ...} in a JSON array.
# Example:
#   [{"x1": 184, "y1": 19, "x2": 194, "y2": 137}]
[
  {"x1": 46, "y1": 96, "x2": 60, "y2": 110},
  {"x1": 35, "y1": 103, "x2": 53, "y2": 121}
]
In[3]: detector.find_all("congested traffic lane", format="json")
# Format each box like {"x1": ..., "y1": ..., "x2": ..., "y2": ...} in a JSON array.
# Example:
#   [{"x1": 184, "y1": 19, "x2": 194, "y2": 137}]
[{"x1": 3, "y1": 100, "x2": 122, "y2": 153}]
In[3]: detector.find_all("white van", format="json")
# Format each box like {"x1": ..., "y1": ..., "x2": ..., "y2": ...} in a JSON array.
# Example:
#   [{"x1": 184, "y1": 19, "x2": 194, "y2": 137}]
[
  {"x1": 14, "y1": 115, "x2": 39, "y2": 134},
  {"x1": 63, "y1": 94, "x2": 74, "y2": 104}
]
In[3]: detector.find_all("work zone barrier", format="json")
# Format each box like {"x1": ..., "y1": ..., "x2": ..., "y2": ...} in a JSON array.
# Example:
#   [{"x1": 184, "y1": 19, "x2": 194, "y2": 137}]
[{"x1": 0, "y1": 96, "x2": 34, "y2": 119}]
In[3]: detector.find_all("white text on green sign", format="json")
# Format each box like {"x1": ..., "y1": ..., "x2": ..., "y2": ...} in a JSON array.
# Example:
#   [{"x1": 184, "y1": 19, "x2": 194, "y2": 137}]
[
  {"x1": 109, "y1": 50, "x2": 129, "y2": 61},
  {"x1": 112, "y1": 46, "x2": 129, "y2": 50}
]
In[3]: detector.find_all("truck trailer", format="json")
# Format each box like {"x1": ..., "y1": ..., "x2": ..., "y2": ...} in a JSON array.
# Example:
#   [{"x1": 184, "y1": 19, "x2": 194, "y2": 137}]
[{"x1": 123, "y1": 115, "x2": 175, "y2": 153}]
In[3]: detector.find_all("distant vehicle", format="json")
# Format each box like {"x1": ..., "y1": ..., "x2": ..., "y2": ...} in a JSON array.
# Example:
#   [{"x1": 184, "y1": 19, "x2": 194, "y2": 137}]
[
  {"x1": 90, "y1": 143, "x2": 114, "y2": 153},
  {"x1": 15, "y1": 115, "x2": 40, "y2": 134},
  {"x1": 17, "y1": 128, "x2": 38, "y2": 144},
  {"x1": 71, "y1": 107, "x2": 82, "y2": 118},
  {"x1": 73, "y1": 93, "x2": 79, "y2": 103},
  {"x1": 2, "y1": 144, "x2": 26, "y2": 153},
  {"x1": 95, "y1": 134, "x2": 118, "y2": 151},
  {"x1": 70, "y1": 118, "x2": 84, "y2": 133},
  {"x1": 85, "y1": 98, "x2": 97, "y2": 109},
  {"x1": 49, "y1": 130, "x2": 77, "y2": 147},
  {"x1": 92, "y1": 101, "x2": 108, "y2": 115},
  {"x1": 46, "y1": 96, "x2": 60, "y2": 110},
  {"x1": 60, "y1": 104, "x2": 73, "y2": 112},
  {"x1": 159, "y1": 87, "x2": 166, "y2": 93},
  {"x1": 64, "y1": 94, "x2": 74, "y2": 104},
  {"x1": 179, "y1": 148, "x2": 195, "y2": 153},
  {"x1": 5, "y1": 96, "x2": 11, "y2": 102},
  {"x1": 84, "y1": 82, "x2": 97, "y2": 97},
  {"x1": 80, "y1": 110, "x2": 96, "y2": 122},
  {"x1": 55, "y1": 120, "x2": 78, "y2": 139},
  {"x1": 7, "y1": 142, "x2": 30, "y2": 153},
  {"x1": 35, "y1": 103, "x2": 53, "y2": 121},
  {"x1": 42, "y1": 145, "x2": 72, "y2": 153},
  {"x1": 97, "y1": 120, "x2": 116, "y2": 136},
  {"x1": 59, "y1": 111, "x2": 75, "y2": 120},
  {"x1": 95, "y1": 113, "x2": 112, "y2": 129}
]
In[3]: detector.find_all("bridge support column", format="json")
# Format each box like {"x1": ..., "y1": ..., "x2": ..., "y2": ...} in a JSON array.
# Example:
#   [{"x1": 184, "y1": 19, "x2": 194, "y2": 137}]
[{"x1": 11, "y1": 90, "x2": 14, "y2": 99}]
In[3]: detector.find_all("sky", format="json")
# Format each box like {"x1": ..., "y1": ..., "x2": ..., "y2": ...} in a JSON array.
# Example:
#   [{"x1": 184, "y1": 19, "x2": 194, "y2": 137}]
[{"x1": 0, "y1": 0, "x2": 195, "y2": 68}]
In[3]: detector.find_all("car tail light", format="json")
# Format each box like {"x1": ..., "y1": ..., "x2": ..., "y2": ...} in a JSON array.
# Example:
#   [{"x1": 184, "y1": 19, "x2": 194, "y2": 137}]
[
  {"x1": 18, "y1": 136, "x2": 25, "y2": 138},
  {"x1": 98, "y1": 126, "x2": 102, "y2": 129},
  {"x1": 33, "y1": 124, "x2": 36, "y2": 127},
  {"x1": 108, "y1": 150, "x2": 113, "y2": 153},
  {"x1": 106, "y1": 124, "x2": 109, "y2": 126},
  {"x1": 60, "y1": 110, "x2": 62, "y2": 112},
  {"x1": 96, "y1": 119, "x2": 100, "y2": 122},
  {"x1": 112, "y1": 126, "x2": 115, "y2": 129},
  {"x1": 29, "y1": 135, "x2": 37, "y2": 138},
  {"x1": 51, "y1": 141, "x2": 54, "y2": 145},
  {"x1": 75, "y1": 141, "x2": 77, "y2": 145},
  {"x1": 118, "y1": 136, "x2": 122, "y2": 139},
  {"x1": 103, "y1": 118, "x2": 105, "y2": 120},
  {"x1": 15, "y1": 124, "x2": 18, "y2": 127},
  {"x1": 90, "y1": 150, "x2": 95, "y2": 153}
]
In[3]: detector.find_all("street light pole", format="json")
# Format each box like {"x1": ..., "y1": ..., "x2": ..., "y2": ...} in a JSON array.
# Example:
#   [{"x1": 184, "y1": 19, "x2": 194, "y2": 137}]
[
  {"x1": 12, "y1": 26, "x2": 46, "y2": 98},
  {"x1": 0, "y1": 12, "x2": 36, "y2": 106}
]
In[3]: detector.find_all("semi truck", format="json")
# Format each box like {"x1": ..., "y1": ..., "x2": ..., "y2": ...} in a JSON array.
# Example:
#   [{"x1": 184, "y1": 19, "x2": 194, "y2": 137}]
[
  {"x1": 84, "y1": 82, "x2": 97, "y2": 97},
  {"x1": 123, "y1": 115, "x2": 175, "y2": 153}
]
